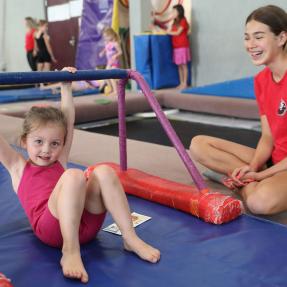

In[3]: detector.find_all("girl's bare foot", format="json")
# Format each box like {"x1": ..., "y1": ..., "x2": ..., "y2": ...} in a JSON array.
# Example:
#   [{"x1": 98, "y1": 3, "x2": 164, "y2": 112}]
[
  {"x1": 60, "y1": 249, "x2": 89, "y2": 283},
  {"x1": 123, "y1": 233, "x2": 160, "y2": 263},
  {"x1": 176, "y1": 84, "x2": 187, "y2": 90}
]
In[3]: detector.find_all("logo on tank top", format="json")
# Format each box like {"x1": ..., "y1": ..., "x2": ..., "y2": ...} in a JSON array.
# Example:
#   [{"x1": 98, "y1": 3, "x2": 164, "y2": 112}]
[{"x1": 278, "y1": 99, "x2": 287, "y2": 116}]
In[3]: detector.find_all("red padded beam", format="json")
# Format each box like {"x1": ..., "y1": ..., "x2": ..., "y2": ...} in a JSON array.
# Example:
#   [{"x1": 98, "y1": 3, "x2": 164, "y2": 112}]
[{"x1": 85, "y1": 163, "x2": 243, "y2": 224}]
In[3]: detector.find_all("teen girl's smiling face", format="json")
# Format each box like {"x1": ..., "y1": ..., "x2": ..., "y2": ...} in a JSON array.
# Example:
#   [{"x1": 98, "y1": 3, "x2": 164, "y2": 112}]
[
  {"x1": 23, "y1": 123, "x2": 65, "y2": 166},
  {"x1": 244, "y1": 20, "x2": 285, "y2": 66}
]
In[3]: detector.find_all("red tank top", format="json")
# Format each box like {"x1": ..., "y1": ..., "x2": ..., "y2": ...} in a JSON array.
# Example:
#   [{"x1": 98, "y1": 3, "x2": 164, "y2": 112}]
[{"x1": 17, "y1": 161, "x2": 65, "y2": 232}]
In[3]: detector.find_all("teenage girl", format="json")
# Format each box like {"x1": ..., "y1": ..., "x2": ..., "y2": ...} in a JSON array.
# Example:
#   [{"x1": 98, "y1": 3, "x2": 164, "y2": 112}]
[
  {"x1": 34, "y1": 20, "x2": 57, "y2": 72},
  {"x1": 99, "y1": 27, "x2": 122, "y2": 96},
  {"x1": 190, "y1": 5, "x2": 287, "y2": 216},
  {"x1": 1, "y1": 67, "x2": 160, "y2": 283},
  {"x1": 164, "y1": 4, "x2": 191, "y2": 89}
]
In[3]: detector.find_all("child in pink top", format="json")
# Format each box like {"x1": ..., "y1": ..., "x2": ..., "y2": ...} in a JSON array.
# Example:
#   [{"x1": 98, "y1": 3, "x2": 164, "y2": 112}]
[
  {"x1": 2, "y1": 67, "x2": 160, "y2": 283},
  {"x1": 99, "y1": 27, "x2": 122, "y2": 96}
]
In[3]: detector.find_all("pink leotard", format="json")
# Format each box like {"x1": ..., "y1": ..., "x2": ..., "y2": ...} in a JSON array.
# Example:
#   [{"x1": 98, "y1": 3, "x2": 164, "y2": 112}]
[{"x1": 17, "y1": 161, "x2": 105, "y2": 247}]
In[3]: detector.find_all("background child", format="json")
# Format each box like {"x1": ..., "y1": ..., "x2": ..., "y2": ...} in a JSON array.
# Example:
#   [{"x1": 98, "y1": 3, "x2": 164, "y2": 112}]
[
  {"x1": 99, "y1": 27, "x2": 122, "y2": 96},
  {"x1": 1, "y1": 67, "x2": 160, "y2": 283},
  {"x1": 40, "y1": 80, "x2": 99, "y2": 94},
  {"x1": 160, "y1": 4, "x2": 191, "y2": 89},
  {"x1": 24, "y1": 17, "x2": 37, "y2": 71},
  {"x1": 190, "y1": 5, "x2": 287, "y2": 216},
  {"x1": 34, "y1": 20, "x2": 57, "y2": 72}
]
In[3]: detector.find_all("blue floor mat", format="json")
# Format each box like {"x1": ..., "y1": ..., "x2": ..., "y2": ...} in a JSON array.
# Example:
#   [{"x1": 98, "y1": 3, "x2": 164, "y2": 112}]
[
  {"x1": 182, "y1": 77, "x2": 255, "y2": 99},
  {"x1": 1, "y1": 157, "x2": 287, "y2": 286},
  {"x1": 0, "y1": 87, "x2": 99, "y2": 103}
]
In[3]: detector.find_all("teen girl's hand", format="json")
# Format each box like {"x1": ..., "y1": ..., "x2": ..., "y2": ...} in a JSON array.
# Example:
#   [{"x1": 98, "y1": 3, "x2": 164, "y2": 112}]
[{"x1": 231, "y1": 165, "x2": 253, "y2": 184}]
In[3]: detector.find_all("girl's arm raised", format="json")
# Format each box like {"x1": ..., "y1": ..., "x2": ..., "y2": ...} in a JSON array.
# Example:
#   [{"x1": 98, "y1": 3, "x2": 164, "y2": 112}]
[
  {"x1": 0, "y1": 134, "x2": 26, "y2": 192},
  {"x1": 0, "y1": 135, "x2": 24, "y2": 171},
  {"x1": 58, "y1": 67, "x2": 76, "y2": 167}
]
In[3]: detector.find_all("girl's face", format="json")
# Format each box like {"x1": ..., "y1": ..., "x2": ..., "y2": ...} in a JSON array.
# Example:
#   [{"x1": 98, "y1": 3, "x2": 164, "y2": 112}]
[
  {"x1": 172, "y1": 8, "x2": 179, "y2": 20},
  {"x1": 244, "y1": 20, "x2": 286, "y2": 66},
  {"x1": 104, "y1": 33, "x2": 113, "y2": 42},
  {"x1": 23, "y1": 123, "x2": 65, "y2": 166},
  {"x1": 40, "y1": 23, "x2": 48, "y2": 32}
]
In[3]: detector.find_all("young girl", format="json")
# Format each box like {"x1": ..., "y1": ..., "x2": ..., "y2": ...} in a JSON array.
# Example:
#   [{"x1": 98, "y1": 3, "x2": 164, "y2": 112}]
[
  {"x1": 190, "y1": 5, "x2": 287, "y2": 215},
  {"x1": 34, "y1": 20, "x2": 57, "y2": 72},
  {"x1": 24, "y1": 17, "x2": 37, "y2": 71},
  {"x1": 162, "y1": 4, "x2": 191, "y2": 89},
  {"x1": 99, "y1": 27, "x2": 122, "y2": 96},
  {"x1": 1, "y1": 67, "x2": 160, "y2": 283},
  {"x1": 40, "y1": 80, "x2": 99, "y2": 94}
]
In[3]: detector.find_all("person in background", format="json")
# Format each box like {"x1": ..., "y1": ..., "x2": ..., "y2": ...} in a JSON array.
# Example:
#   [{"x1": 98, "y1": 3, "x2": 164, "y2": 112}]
[
  {"x1": 99, "y1": 27, "x2": 122, "y2": 96},
  {"x1": 40, "y1": 80, "x2": 99, "y2": 94},
  {"x1": 157, "y1": 4, "x2": 191, "y2": 89},
  {"x1": 34, "y1": 20, "x2": 57, "y2": 72},
  {"x1": 24, "y1": 17, "x2": 37, "y2": 71}
]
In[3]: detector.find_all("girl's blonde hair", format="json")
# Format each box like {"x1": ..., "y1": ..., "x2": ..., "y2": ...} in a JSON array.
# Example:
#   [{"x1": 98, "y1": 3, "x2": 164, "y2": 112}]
[
  {"x1": 103, "y1": 27, "x2": 120, "y2": 42},
  {"x1": 21, "y1": 106, "x2": 67, "y2": 143}
]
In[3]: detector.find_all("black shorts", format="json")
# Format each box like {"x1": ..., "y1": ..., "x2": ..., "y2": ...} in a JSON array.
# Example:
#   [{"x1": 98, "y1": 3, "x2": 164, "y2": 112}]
[{"x1": 37, "y1": 51, "x2": 51, "y2": 63}]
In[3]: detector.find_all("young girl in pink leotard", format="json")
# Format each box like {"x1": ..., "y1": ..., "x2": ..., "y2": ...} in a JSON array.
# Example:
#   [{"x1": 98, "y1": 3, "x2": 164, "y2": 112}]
[
  {"x1": 1, "y1": 67, "x2": 160, "y2": 283},
  {"x1": 99, "y1": 27, "x2": 122, "y2": 96}
]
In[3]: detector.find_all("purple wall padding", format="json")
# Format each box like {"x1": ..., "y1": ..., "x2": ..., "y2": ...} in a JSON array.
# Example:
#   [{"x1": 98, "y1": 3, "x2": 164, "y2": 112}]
[{"x1": 75, "y1": 0, "x2": 114, "y2": 69}]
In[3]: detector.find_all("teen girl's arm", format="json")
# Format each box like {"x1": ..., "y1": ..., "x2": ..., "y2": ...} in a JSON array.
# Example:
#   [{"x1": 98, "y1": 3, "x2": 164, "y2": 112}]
[
  {"x1": 231, "y1": 115, "x2": 273, "y2": 181},
  {"x1": 43, "y1": 33, "x2": 57, "y2": 63},
  {"x1": 58, "y1": 67, "x2": 76, "y2": 167}
]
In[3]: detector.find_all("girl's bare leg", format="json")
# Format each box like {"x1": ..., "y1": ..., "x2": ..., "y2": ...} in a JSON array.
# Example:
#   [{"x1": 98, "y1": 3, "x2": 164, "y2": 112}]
[
  {"x1": 190, "y1": 135, "x2": 255, "y2": 174},
  {"x1": 37, "y1": 62, "x2": 44, "y2": 72},
  {"x1": 240, "y1": 171, "x2": 287, "y2": 214},
  {"x1": 109, "y1": 79, "x2": 118, "y2": 96},
  {"x1": 43, "y1": 62, "x2": 51, "y2": 71},
  {"x1": 191, "y1": 136, "x2": 287, "y2": 215},
  {"x1": 176, "y1": 65, "x2": 184, "y2": 89},
  {"x1": 86, "y1": 165, "x2": 160, "y2": 263},
  {"x1": 181, "y1": 64, "x2": 188, "y2": 89},
  {"x1": 48, "y1": 169, "x2": 89, "y2": 283}
]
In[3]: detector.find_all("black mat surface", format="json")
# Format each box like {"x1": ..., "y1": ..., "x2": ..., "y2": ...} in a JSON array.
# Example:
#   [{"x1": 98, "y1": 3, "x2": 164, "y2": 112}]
[{"x1": 84, "y1": 118, "x2": 261, "y2": 149}]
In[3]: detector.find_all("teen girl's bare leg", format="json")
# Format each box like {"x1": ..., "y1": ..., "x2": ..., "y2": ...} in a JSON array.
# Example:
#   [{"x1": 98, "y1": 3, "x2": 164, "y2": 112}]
[
  {"x1": 190, "y1": 135, "x2": 255, "y2": 174},
  {"x1": 190, "y1": 135, "x2": 287, "y2": 215},
  {"x1": 240, "y1": 171, "x2": 287, "y2": 214},
  {"x1": 48, "y1": 169, "x2": 89, "y2": 283},
  {"x1": 85, "y1": 165, "x2": 160, "y2": 263}
]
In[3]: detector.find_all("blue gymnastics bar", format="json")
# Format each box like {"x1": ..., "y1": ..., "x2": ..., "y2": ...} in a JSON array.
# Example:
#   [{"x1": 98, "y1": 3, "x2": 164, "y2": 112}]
[{"x1": 0, "y1": 69, "x2": 129, "y2": 85}]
